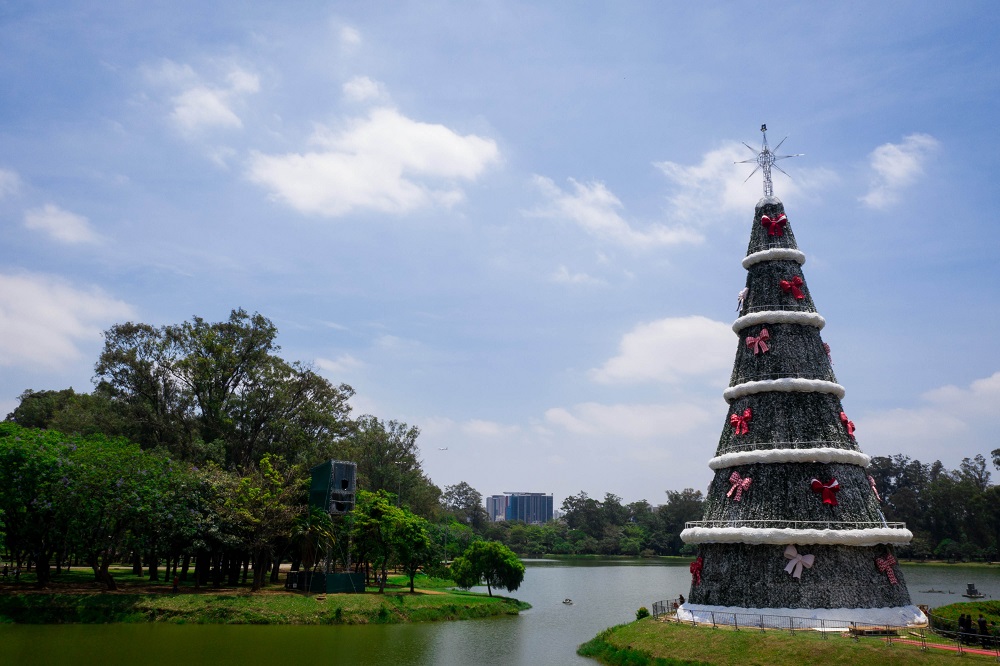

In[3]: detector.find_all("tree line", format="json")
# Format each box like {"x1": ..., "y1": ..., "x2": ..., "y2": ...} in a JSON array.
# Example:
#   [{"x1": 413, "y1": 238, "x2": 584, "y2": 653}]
[{"x1": 0, "y1": 309, "x2": 514, "y2": 592}]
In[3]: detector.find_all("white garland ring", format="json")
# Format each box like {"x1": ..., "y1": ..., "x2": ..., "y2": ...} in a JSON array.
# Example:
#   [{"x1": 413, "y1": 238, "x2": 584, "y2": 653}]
[
  {"x1": 733, "y1": 310, "x2": 826, "y2": 334},
  {"x1": 724, "y1": 378, "x2": 845, "y2": 403},
  {"x1": 742, "y1": 248, "x2": 806, "y2": 269},
  {"x1": 679, "y1": 526, "x2": 912, "y2": 546},
  {"x1": 708, "y1": 447, "x2": 870, "y2": 470}
]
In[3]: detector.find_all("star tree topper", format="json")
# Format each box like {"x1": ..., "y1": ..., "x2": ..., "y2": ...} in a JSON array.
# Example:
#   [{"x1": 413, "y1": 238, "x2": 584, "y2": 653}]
[{"x1": 736, "y1": 124, "x2": 803, "y2": 198}]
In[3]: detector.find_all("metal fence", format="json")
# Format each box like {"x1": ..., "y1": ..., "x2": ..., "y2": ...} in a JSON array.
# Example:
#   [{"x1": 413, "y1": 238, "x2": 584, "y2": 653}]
[{"x1": 651, "y1": 601, "x2": 1000, "y2": 660}]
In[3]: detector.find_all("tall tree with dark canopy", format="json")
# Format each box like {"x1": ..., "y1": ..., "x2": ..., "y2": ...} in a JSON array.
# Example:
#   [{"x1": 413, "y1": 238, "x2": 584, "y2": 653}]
[
  {"x1": 679, "y1": 128, "x2": 924, "y2": 627},
  {"x1": 95, "y1": 309, "x2": 355, "y2": 471}
]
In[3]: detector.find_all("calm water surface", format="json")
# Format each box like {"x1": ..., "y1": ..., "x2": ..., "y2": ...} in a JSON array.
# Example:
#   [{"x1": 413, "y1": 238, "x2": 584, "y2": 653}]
[{"x1": 2, "y1": 559, "x2": 999, "y2": 666}]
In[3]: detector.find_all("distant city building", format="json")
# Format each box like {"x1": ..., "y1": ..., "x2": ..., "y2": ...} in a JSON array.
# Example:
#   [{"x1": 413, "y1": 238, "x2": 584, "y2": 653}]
[
  {"x1": 505, "y1": 492, "x2": 554, "y2": 524},
  {"x1": 485, "y1": 494, "x2": 509, "y2": 522}
]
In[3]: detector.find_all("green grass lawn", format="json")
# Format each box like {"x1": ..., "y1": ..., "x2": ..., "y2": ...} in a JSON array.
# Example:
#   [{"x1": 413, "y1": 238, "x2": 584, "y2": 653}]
[
  {"x1": 580, "y1": 618, "x2": 999, "y2": 666},
  {"x1": 0, "y1": 567, "x2": 529, "y2": 624}
]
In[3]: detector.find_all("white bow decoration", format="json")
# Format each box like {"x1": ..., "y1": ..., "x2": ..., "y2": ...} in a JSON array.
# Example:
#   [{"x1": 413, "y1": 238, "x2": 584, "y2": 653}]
[{"x1": 783, "y1": 544, "x2": 815, "y2": 579}]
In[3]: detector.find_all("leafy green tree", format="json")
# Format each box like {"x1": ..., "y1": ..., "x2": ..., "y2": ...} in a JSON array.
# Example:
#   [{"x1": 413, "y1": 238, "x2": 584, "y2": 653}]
[
  {"x1": 0, "y1": 424, "x2": 74, "y2": 588},
  {"x1": 222, "y1": 454, "x2": 303, "y2": 591},
  {"x1": 657, "y1": 488, "x2": 704, "y2": 555},
  {"x1": 351, "y1": 489, "x2": 399, "y2": 592},
  {"x1": 393, "y1": 511, "x2": 435, "y2": 593},
  {"x1": 450, "y1": 540, "x2": 524, "y2": 597},
  {"x1": 65, "y1": 435, "x2": 175, "y2": 589},
  {"x1": 348, "y1": 416, "x2": 441, "y2": 518},
  {"x1": 291, "y1": 506, "x2": 337, "y2": 572},
  {"x1": 94, "y1": 309, "x2": 355, "y2": 471},
  {"x1": 441, "y1": 481, "x2": 487, "y2": 529}
]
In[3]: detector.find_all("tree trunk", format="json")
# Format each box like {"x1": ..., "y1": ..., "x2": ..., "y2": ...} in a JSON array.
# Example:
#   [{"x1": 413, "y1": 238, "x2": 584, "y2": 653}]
[
  {"x1": 212, "y1": 552, "x2": 223, "y2": 588},
  {"x1": 33, "y1": 551, "x2": 51, "y2": 589},
  {"x1": 270, "y1": 554, "x2": 282, "y2": 584},
  {"x1": 147, "y1": 548, "x2": 159, "y2": 581},
  {"x1": 251, "y1": 551, "x2": 267, "y2": 592},
  {"x1": 97, "y1": 552, "x2": 117, "y2": 591},
  {"x1": 241, "y1": 557, "x2": 250, "y2": 584},
  {"x1": 227, "y1": 553, "x2": 240, "y2": 586},
  {"x1": 132, "y1": 551, "x2": 142, "y2": 577},
  {"x1": 181, "y1": 553, "x2": 191, "y2": 582}
]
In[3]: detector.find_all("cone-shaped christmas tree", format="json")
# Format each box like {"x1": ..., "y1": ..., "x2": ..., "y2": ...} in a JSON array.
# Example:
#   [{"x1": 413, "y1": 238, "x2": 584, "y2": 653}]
[{"x1": 678, "y1": 127, "x2": 926, "y2": 627}]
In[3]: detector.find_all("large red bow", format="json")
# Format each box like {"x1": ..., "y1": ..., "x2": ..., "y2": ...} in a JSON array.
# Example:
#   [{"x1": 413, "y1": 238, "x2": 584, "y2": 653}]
[
  {"x1": 780, "y1": 276, "x2": 805, "y2": 300},
  {"x1": 876, "y1": 554, "x2": 898, "y2": 584},
  {"x1": 745, "y1": 328, "x2": 770, "y2": 354},
  {"x1": 729, "y1": 408, "x2": 752, "y2": 435},
  {"x1": 690, "y1": 557, "x2": 703, "y2": 586},
  {"x1": 761, "y1": 213, "x2": 788, "y2": 236},
  {"x1": 810, "y1": 478, "x2": 840, "y2": 506},
  {"x1": 727, "y1": 471, "x2": 752, "y2": 501},
  {"x1": 840, "y1": 412, "x2": 855, "y2": 437}
]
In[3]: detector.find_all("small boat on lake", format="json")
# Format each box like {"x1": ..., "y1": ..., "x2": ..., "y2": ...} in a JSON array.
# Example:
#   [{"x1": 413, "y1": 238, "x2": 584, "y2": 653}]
[
  {"x1": 963, "y1": 583, "x2": 985, "y2": 599},
  {"x1": 563, "y1": 598, "x2": 573, "y2": 605},
  {"x1": 920, "y1": 588, "x2": 947, "y2": 593}
]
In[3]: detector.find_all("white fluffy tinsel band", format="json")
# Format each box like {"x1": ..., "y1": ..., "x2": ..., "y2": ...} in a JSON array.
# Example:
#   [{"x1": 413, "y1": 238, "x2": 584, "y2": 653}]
[
  {"x1": 732, "y1": 310, "x2": 826, "y2": 334},
  {"x1": 676, "y1": 604, "x2": 927, "y2": 628},
  {"x1": 708, "y1": 447, "x2": 871, "y2": 470},
  {"x1": 679, "y1": 526, "x2": 912, "y2": 546},
  {"x1": 742, "y1": 248, "x2": 806, "y2": 269},
  {"x1": 724, "y1": 378, "x2": 846, "y2": 403}
]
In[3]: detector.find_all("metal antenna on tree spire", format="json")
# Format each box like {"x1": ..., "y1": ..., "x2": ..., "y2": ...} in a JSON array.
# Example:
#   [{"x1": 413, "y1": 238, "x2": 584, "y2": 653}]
[{"x1": 736, "y1": 124, "x2": 803, "y2": 197}]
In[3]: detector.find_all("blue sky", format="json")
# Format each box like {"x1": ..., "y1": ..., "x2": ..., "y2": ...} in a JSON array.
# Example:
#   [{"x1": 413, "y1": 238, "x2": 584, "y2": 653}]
[{"x1": 2, "y1": 2, "x2": 999, "y2": 506}]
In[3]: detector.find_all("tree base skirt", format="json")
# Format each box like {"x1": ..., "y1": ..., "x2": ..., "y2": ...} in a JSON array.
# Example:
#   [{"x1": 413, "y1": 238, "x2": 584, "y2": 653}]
[{"x1": 677, "y1": 603, "x2": 927, "y2": 628}]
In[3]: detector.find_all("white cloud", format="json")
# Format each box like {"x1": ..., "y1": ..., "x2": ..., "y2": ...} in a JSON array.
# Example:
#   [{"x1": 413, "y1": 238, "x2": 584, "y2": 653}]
[
  {"x1": 461, "y1": 419, "x2": 519, "y2": 437},
  {"x1": 340, "y1": 26, "x2": 362, "y2": 49},
  {"x1": 656, "y1": 142, "x2": 836, "y2": 225},
  {"x1": 590, "y1": 315, "x2": 733, "y2": 384},
  {"x1": 146, "y1": 60, "x2": 260, "y2": 134},
  {"x1": 0, "y1": 272, "x2": 133, "y2": 369},
  {"x1": 24, "y1": 204, "x2": 99, "y2": 244},
  {"x1": 247, "y1": 107, "x2": 500, "y2": 216},
  {"x1": 0, "y1": 168, "x2": 21, "y2": 199},
  {"x1": 545, "y1": 401, "x2": 713, "y2": 439},
  {"x1": 861, "y1": 133, "x2": 939, "y2": 209},
  {"x1": 862, "y1": 371, "x2": 1000, "y2": 463},
  {"x1": 552, "y1": 265, "x2": 602, "y2": 285},
  {"x1": 529, "y1": 176, "x2": 703, "y2": 248},
  {"x1": 342, "y1": 76, "x2": 386, "y2": 103},
  {"x1": 315, "y1": 354, "x2": 364, "y2": 375}
]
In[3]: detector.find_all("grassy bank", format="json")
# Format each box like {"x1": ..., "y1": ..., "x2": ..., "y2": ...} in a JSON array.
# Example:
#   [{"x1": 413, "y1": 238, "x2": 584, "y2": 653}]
[
  {"x1": 0, "y1": 570, "x2": 528, "y2": 625},
  {"x1": 579, "y1": 619, "x2": 994, "y2": 665}
]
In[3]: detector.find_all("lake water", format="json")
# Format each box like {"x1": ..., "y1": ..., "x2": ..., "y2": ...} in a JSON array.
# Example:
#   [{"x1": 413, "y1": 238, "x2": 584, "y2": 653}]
[{"x1": 2, "y1": 559, "x2": 999, "y2": 666}]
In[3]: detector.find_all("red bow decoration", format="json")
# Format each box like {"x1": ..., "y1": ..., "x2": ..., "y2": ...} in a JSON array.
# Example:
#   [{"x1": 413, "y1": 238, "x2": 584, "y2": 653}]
[
  {"x1": 727, "y1": 471, "x2": 752, "y2": 501},
  {"x1": 690, "y1": 557, "x2": 703, "y2": 586},
  {"x1": 745, "y1": 328, "x2": 770, "y2": 354},
  {"x1": 876, "y1": 554, "x2": 898, "y2": 584},
  {"x1": 840, "y1": 412, "x2": 855, "y2": 437},
  {"x1": 823, "y1": 342, "x2": 833, "y2": 363},
  {"x1": 780, "y1": 276, "x2": 805, "y2": 300},
  {"x1": 729, "y1": 408, "x2": 752, "y2": 435},
  {"x1": 868, "y1": 475, "x2": 882, "y2": 502},
  {"x1": 810, "y1": 478, "x2": 840, "y2": 506},
  {"x1": 761, "y1": 213, "x2": 788, "y2": 236}
]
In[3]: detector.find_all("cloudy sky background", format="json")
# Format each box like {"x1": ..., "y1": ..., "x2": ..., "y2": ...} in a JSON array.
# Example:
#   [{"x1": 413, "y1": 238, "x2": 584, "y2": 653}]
[{"x1": 2, "y1": 2, "x2": 999, "y2": 506}]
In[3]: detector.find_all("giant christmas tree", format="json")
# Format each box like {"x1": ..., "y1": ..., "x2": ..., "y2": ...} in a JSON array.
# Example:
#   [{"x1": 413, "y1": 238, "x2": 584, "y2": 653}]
[{"x1": 677, "y1": 127, "x2": 926, "y2": 627}]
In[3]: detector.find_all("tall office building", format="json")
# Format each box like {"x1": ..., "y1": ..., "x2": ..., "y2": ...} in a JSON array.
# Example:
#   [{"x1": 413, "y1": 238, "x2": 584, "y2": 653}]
[
  {"x1": 504, "y1": 492, "x2": 553, "y2": 525},
  {"x1": 485, "y1": 494, "x2": 509, "y2": 522}
]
